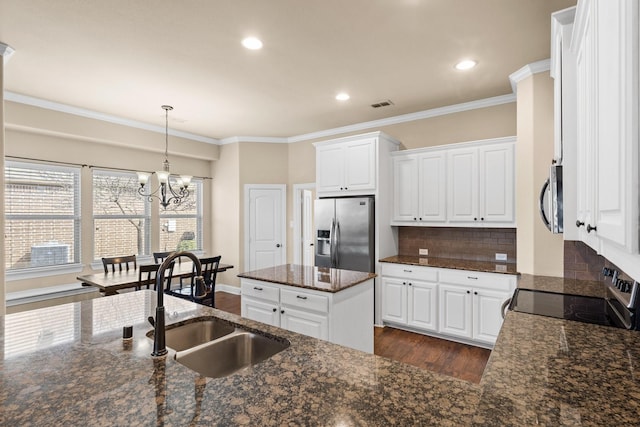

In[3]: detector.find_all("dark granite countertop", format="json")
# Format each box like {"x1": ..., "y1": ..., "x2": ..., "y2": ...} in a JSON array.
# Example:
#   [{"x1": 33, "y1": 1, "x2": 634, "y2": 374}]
[
  {"x1": 517, "y1": 273, "x2": 605, "y2": 298},
  {"x1": 3, "y1": 279, "x2": 640, "y2": 426},
  {"x1": 380, "y1": 255, "x2": 518, "y2": 275},
  {"x1": 237, "y1": 263, "x2": 376, "y2": 293}
]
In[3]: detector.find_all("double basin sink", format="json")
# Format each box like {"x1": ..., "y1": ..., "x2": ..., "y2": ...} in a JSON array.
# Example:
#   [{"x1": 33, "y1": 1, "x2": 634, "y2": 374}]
[{"x1": 148, "y1": 317, "x2": 290, "y2": 378}]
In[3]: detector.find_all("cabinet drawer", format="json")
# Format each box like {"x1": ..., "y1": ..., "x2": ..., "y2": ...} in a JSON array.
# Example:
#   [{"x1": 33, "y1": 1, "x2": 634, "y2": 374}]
[
  {"x1": 381, "y1": 263, "x2": 438, "y2": 282},
  {"x1": 241, "y1": 279, "x2": 279, "y2": 303},
  {"x1": 439, "y1": 269, "x2": 515, "y2": 291},
  {"x1": 281, "y1": 288, "x2": 329, "y2": 313}
]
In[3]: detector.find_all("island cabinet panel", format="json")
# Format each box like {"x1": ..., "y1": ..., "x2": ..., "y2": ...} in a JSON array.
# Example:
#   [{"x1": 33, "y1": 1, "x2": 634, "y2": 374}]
[
  {"x1": 241, "y1": 277, "x2": 374, "y2": 353},
  {"x1": 381, "y1": 262, "x2": 516, "y2": 348}
]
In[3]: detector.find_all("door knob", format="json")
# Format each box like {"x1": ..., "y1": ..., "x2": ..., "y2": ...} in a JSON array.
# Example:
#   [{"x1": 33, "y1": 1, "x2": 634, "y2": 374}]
[
  {"x1": 586, "y1": 224, "x2": 597, "y2": 233},
  {"x1": 576, "y1": 220, "x2": 585, "y2": 228}
]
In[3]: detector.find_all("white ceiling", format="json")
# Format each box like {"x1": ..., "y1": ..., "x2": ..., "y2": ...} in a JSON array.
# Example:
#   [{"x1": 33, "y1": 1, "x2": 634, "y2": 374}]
[{"x1": 0, "y1": 0, "x2": 575, "y2": 141}]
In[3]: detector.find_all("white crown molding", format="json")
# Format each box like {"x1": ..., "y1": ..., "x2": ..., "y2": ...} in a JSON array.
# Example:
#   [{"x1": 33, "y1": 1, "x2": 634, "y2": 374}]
[
  {"x1": 219, "y1": 135, "x2": 288, "y2": 145},
  {"x1": 509, "y1": 58, "x2": 551, "y2": 94},
  {"x1": 4, "y1": 91, "x2": 220, "y2": 145},
  {"x1": 0, "y1": 42, "x2": 15, "y2": 64}
]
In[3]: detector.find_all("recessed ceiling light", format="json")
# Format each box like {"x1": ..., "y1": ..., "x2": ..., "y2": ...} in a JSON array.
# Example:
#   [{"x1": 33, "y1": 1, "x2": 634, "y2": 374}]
[
  {"x1": 336, "y1": 93, "x2": 350, "y2": 101},
  {"x1": 242, "y1": 37, "x2": 263, "y2": 50},
  {"x1": 455, "y1": 59, "x2": 477, "y2": 70}
]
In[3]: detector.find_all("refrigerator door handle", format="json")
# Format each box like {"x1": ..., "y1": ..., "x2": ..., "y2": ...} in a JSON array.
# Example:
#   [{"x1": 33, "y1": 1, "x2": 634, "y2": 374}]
[
  {"x1": 330, "y1": 218, "x2": 337, "y2": 267},
  {"x1": 334, "y1": 221, "x2": 340, "y2": 268}
]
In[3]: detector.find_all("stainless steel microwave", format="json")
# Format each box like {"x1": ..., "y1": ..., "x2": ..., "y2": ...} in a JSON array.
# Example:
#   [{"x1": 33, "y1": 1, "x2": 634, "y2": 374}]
[{"x1": 539, "y1": 164, "x2": 563, "y2": 233}]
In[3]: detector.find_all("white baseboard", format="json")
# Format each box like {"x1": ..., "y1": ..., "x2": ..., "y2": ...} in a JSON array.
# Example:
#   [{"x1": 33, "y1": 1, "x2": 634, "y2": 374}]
[{"x1": 216, "y1": 284, "x2": 241, "y2": 295}]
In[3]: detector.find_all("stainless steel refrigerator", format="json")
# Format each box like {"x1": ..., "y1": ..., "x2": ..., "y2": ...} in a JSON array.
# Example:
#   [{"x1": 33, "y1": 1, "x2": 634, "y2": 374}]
[{"x1": 314, "y1": 196, "x2": 375, "y2": 273}]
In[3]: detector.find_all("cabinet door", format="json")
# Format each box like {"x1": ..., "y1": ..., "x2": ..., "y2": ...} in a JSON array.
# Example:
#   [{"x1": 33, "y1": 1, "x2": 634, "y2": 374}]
[
  {"x1": 316, "y1": 144, "x2": 344, "y2": 194},
  {"x1": 593, "y1": 0, "x2": 635, "y2": 251},
  {"x1": 472, "y1": 289, "x2": 509, "y2": 345},
  {"x1": 438, "y1": 284, "x2": 472, "y2": 339},
  {"x1": 418, "y1": 152, "x2": 447, "y2": 222},
  {"x1": 381, "y1": 277, "x2": 407, "y2": 324},
  {"x1": 479, "y1": 144, "x2": 514, "y2": 223},
  {"x1": 407, "y1": 280, "x2": 438, "y2": 331},
  {"x1": 392, "y1": 155, "x2": 418, "y2": 222},
  {"x1": 447, "y1": 148, "x2": 478, "y2": 223},
  {"x1": 575, "y1": 1, "x2": 599, "y2": 251},
  {"x1": 344, "y1": 138, "x2": 376, "y2": 192},
  {"x1": 281, "y1": 306, "x2": 329, "y2": 340},
  {"x1": 241, "y1": 296, "x2": 279, "y2": 327}
]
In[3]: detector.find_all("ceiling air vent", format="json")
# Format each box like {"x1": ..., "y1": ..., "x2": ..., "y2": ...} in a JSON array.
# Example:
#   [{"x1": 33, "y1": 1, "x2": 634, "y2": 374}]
[{"x1": 370, "y1": 100, "x2": 395, "y2": 108}]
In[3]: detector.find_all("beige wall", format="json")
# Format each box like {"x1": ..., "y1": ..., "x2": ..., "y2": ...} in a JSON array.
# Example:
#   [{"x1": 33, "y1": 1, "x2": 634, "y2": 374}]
[
  {"x1": 3, "y1": 102, "x2": 219, "y2": 294},
  {"x1": 1, "y1": 59, "x2": 6, "y2": 313},
  {"x1": 516, "y1": 72, "x2": 564, "y2": 276}
]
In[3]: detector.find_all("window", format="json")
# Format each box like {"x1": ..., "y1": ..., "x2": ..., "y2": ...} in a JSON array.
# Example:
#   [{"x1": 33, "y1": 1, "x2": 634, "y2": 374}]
[
  {"x1": 5, "y1": 161, "x2": 81, "y2": 271},
  {"x1": 159, "y1": 179, "x2": 203, "y2": 252},
  {"x1": 93, "y1": 169, "x2": 150, "y2": 259}
]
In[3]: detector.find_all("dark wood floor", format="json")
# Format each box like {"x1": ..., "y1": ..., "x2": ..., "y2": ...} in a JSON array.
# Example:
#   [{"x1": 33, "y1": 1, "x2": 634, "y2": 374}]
[{"x1": 215, "y1": 291, "x2": 490, "y2": 384}]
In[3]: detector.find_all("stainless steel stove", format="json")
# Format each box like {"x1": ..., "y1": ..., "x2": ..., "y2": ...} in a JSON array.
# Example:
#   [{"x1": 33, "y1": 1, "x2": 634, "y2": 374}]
[{"x1": 508, "y1": 269, "x2": 640, "y2": 330}]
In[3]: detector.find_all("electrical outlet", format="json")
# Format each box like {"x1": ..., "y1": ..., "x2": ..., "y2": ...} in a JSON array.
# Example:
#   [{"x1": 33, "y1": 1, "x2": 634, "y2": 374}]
[
  {"x1": 495, "y1": 253, "x2": 507, "y2": 261},
  {"x1": 419, "y1": 248, "x2": 429, "y2": 256}
]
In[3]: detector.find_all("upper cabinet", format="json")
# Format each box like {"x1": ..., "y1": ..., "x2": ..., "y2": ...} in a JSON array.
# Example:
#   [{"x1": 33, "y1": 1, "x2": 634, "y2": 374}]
[
  {"x1": 570, "y1": 0, "x2": 639, "y2": 270},
  {"x1": 315, "y1": 132, "x2": 399, "y2": 197},
  {"x1": 392, "y1": 151, "x2": 446, "y2": 223},
  {"x1": 391, "y1": 137, "x2": 515, "y2": 228}
]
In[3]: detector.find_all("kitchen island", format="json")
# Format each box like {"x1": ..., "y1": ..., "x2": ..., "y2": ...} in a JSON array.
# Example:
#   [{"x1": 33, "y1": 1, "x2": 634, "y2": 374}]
[
  {"x1": 238, "y1": 264, "x2": 375, "y2": 352},
  {"x1": 2, "y1": 277, "x2": 640, "y2": 425}
]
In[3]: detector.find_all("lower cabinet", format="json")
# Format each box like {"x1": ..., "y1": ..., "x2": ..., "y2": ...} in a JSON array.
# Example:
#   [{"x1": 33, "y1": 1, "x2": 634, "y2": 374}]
[
  {"x1": 381, "y1": 263, "x2": 516, "y2": 348},
  {"x1": 240, "y1": 277, "x2": 373, "y2": 353}
]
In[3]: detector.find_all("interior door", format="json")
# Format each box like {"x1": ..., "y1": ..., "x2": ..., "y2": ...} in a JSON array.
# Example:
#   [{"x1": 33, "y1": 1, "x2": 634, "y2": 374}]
[{"x1": 246, "y1": 185, "x2": 285, "y2": 271}]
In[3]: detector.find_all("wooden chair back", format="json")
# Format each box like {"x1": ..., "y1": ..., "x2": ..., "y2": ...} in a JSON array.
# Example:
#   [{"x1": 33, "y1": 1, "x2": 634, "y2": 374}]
[
  {"x1": 137, "y1": 264, "x2": 159, "y2": 290},
  {"x1": 102, "y1": 255, "x2": 137, "y2": 274},
  {"x1": 153, "y1": 251, "x2": 177, "y2": 264}
]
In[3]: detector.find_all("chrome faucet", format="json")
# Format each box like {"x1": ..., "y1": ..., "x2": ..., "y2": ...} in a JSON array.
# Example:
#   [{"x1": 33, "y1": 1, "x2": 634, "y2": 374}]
[{"x1": 151, "y1": 251, "x2": 207, "y2": 357}]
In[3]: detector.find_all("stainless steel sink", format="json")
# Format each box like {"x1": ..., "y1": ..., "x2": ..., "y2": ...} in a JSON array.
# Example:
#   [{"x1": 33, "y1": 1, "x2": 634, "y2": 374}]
[
  {"x1": 153, "y1": 318, "x2": 236, "y2": 352},
  {"x1": 175, "y1": 331, "x2": 290, "y2": 378}
]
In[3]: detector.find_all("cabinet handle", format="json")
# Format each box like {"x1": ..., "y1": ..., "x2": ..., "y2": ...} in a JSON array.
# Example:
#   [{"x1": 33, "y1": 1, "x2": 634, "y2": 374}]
[
  {"x1": 280, "y1": 310, "x2": 285, "y2": 314},
  {"x1": 276, "y1": 244, "x2": 281, "y2": 248},
  {"x1": 419, "y1": 217, "x2": 422, "y2": 221},
  {"x1": 576, "y1": 220, "x2": 585, "y2": 228},
  {"x1": 253, "y1": 286, "x2": 263, "y2": 291},
  {"x1": 587, "y1": 224, "x2": 597, "y2": 233},
  {"x1": 402, "y1": 282, "x2": 406, "y2": 285},
  {"x1": 474, "y1": 291, "x2": 478, "y2": 295},
  {"x1": 345, "y1": 187, "x2": 348, "y2": 190},
  {"x1": 403, "y1": 269, "x2": 413, "y2": 273},
  {"x1": 466, "y1": 290, "x2": 471, "y2": 294},
  {"x1": 474, "y1": 217, "x2": 477, "y2": 221},
  {"x1": 409, "y1": 283, "x2": 412, "y2": 286},
  {"x1": 467, "y1": 276, "x2": 478, "y2": 280},
  {"x1": 272, "y1": 308, "x2": 277, "y2": 312},
  {"x1": 296, "y1": 295, "x2": 308, "y2": 300},
  {"x1": 481, "y1": 217, "x2": 484, "y2": 221},
  {"x1": 413, "y1": 217, "x2": 417, "y2": 221}
]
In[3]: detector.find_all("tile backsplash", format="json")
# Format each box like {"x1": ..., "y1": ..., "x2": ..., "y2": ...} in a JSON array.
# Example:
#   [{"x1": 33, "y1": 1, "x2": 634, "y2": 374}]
[
  {"x1": 564, "y1": 240, "x2": 635, "y2": 284},
  {"x1": 398, "y1": 227, "x2": 517, "y2": 263}
]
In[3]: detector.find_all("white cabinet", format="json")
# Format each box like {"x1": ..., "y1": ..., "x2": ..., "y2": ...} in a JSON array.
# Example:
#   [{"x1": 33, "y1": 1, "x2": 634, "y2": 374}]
[
  {"x1": 438, "y1": 284, "x2": 472, "y2": 339},
  {"x1": 240, "y1": 277, "x2": 374, "y2": 353},
  {"x1": 447, "y1": 141, "x2": 515, "y2": 225},
  {"x1": 316, "y1": 137, "x2": 376, "y2": 195},
  {"x1": 315, "y1": 132, "x2": 401, "y2": 198},
  {"x1": 391, "y1": 137, "x2": 514, "y2": 228},
  {"x1": 439, "y1": 269, "x2": 515, "y2": 346},
  {"x1": 381, "y1": 274, "x2": 438, "y2": 331},
  {"x1": 381, "y1": 262, "x2": 516, "y2": 348},
  {"x1": 392, "y1": 151, "x2": 447, "y2": 223},
  {"x1": 571, "y1": 0, "x2": 639, "y2": 278}
]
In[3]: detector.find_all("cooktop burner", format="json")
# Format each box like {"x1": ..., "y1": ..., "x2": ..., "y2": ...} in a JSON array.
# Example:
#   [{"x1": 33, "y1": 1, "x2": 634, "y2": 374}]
[{"x1": 509, "y1": 288, "x2": 618, "y2": 328}]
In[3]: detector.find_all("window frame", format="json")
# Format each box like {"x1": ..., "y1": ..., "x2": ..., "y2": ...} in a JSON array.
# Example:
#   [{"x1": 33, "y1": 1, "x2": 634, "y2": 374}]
[{"x1": 4, "y1": 160, "x2": 82, "y2": 281}]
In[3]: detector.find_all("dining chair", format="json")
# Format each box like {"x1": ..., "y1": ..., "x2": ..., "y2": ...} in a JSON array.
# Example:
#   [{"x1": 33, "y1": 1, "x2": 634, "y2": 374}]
[
  {"x1": 102, "y1": 255, "x2": 137, "y2": 274},
  {"x1": 153, "y1": 251, "x2": 177, "y2": 264},
  {"x1": 137, "y1": 264, "x2": 159, "y2": 291},
  {"x1": 167, "y1": 256, "x2": 221, "y2": 307}
]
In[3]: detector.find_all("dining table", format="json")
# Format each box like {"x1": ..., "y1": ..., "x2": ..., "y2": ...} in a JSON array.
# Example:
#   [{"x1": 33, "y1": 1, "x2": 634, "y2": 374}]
[{"x1": 77, "y1": 261, "x2": 234, "y2": 296}]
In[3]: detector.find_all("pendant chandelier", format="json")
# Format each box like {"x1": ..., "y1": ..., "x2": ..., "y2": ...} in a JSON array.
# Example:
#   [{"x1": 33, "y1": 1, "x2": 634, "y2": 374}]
[{"x1": 137, "y1": 105, "x2": 192, "y2": 209}]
